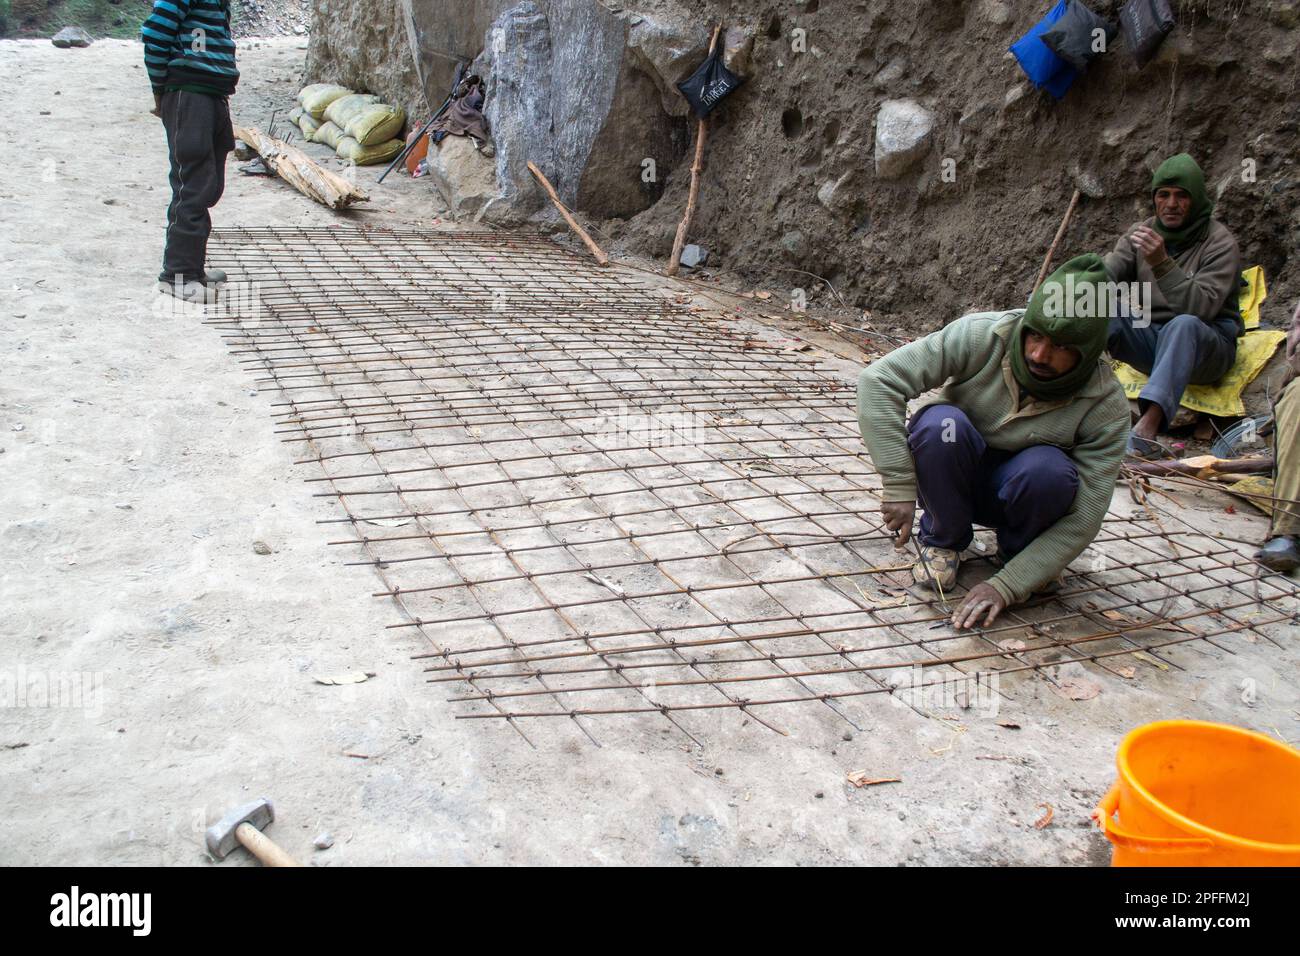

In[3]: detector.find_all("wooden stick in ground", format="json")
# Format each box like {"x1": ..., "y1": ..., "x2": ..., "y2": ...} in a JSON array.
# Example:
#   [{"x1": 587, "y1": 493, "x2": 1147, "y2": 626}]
[
  {"x1": 1033, "y1": 187, "x2": 1082, "y2": 292},
  {"x1": 667, "y1": 23, "x2": 723, "y2": 278},
  {"x1": 234, "y1": 124, "x2": 369, "y2": 211},
  {"x1": 526, "y1": 161, "x2": 610, "y2": 266}
]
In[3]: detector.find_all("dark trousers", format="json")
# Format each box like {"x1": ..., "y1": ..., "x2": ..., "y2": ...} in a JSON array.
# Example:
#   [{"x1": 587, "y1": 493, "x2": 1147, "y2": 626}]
[
  {"x1": 1106, "y1": 313, "x2": 1238, "y2": 425},
  {"x1": 159, "y1": 90, "x2": 235, "y2": 285},
  {"x1": 906, "y1": 405, "x2": 1079, "y2": 557}
]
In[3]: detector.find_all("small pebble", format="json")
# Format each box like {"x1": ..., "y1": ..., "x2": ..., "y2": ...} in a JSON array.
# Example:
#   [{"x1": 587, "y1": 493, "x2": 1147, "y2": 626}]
[
  {"x1": 714, "y1": 767, "x2": 723, "y2": 776},
  {"x1": 313, "y1": 832, "x2": 334, "y2": 850},
  {"x1": 252, "y1": 541, "x2": 272, "y2": 555},
  {"x1": 842, "y1": 731, "x2": 852, "y2": 742},
  {"x1": 814, "y1": 791, "x2": 824, "y2": 799}
]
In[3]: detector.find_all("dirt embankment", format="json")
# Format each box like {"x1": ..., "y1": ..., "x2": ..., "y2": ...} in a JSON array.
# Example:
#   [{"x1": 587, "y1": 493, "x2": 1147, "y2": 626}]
[{"x1": 306, "y1": 0, "x2": 1300, "y2": 335}]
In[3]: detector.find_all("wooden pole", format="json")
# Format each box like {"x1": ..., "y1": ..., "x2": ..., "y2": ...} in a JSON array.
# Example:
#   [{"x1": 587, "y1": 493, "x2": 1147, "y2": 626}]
[
  {"x1": 1033, "y1": 187, "x2": 1081, "y2": 292},
  {"x1": 666, "y1": 23, "x2": 723, "y2": 278},
  {"x1": 234, "y1": 124, "x2": 369, "y2": 210},
  {"x1": 527, "y1": 162, "x2": 610, "y2": 266}
]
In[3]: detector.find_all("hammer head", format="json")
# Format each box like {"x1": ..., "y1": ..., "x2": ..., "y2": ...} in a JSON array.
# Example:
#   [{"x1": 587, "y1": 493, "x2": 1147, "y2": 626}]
[{"x1": 205, "y1": 798, "x2": 275, "y2": 860}]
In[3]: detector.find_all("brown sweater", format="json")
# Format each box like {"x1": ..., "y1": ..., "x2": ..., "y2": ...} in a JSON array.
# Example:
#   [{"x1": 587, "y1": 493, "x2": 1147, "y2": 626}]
[{"x1": 1102, "y1": 218, "x2": 1242, "y2": 329}]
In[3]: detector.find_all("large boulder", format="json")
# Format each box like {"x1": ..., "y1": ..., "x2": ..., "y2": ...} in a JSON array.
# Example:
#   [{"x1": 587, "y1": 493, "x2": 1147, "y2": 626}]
[
  {"x1": 874, "y1": 99, "x2": 935, "y2": 180},
  {"x1": 426, "y1": 135, "x2": 510, "y2": 223},
  {"x1": 312, "y1": 0, "x2": 701, "y2": 222}
]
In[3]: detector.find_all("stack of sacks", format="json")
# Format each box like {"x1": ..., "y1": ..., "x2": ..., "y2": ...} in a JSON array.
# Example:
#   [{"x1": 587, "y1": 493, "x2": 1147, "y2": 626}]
[
  {"x1": 292, "y1": 85, "x2": 408, "y2": 165},
  {"x1": 298, "y1": 83, "x2": 350, "y2": 120},
  {"x1": 287, "y1": 106, "x2": 321, "y2": 140}
]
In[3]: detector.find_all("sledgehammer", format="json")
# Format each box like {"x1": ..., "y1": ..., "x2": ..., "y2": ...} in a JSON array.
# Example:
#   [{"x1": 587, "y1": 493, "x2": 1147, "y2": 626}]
[{"x1": 205, "y1": 798, "x2": 300, "y2": 867}]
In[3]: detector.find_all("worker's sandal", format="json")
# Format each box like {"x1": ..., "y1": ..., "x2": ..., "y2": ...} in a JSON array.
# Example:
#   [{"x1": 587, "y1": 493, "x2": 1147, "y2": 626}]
[
  {"x1": 1255, "y1": 535, "x2": 1300, "y2": 573},
  {"x1": 1124, "y1": 431, "x2": 1169, "y2": 460},
  {"x1": 911, "y1": 545, "x2": 958, "y2": 591}
]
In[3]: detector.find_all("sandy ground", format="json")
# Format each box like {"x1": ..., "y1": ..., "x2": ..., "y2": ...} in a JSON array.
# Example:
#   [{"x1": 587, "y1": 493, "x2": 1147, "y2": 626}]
[{"x1": 1, "y1": 38, "x2": 1296, "y2": 867}]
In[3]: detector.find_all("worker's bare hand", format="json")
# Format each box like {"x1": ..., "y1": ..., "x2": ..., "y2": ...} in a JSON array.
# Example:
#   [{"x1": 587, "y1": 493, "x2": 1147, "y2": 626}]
[
  {"x1": 1130, "y1": 225, "x2": 1167, "y2": 267},
  {"x1": 880, "y1": 500, "x2": 916, "y2": 548},
  {"x1": 952, "y1": 582, "x2": 1006, "y2": 630}
]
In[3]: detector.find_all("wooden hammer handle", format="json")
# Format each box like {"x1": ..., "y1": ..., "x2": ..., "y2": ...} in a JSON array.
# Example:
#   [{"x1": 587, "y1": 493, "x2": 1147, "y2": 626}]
[{"x1": 236, "y1": 821, "x2": 301, "y2": 867}]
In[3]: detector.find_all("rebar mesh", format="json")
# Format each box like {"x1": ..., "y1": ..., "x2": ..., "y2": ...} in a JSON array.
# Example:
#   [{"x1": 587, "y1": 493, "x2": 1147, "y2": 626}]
[{"x1": 205, "y1": 226, "x2": 1298, "y2": 744}]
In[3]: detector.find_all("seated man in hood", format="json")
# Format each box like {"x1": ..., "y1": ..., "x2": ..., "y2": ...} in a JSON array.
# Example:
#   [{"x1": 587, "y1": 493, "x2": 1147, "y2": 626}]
[
  {"x1": 858, "y1": 255, "x2": 1129, "y2": 629},
  {"x1": 1103, "y1": 153, "x2": 1243, "y2": 457}
]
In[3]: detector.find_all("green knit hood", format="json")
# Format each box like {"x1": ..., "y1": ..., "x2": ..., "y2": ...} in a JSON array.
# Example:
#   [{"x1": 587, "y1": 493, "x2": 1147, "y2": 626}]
[
  {"x1": 1150, "y1": 152, "x2": 1213, "y2": 247},
  {"x1": 1011, "y1": 254, "x2": 1111, "y2": 401}
]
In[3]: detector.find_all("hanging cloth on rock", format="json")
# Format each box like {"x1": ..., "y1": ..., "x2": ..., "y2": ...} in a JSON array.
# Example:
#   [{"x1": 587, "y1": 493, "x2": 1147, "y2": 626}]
[{"x1": 430, "y1": 75, "x2": 491, "y2": 147}]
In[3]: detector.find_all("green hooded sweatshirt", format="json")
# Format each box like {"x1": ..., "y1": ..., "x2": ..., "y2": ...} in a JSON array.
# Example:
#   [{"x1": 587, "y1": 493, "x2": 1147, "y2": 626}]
[
  {"x1": 857, "y1": 256, "x2": 1128, "y2": 604},
  {"x1": 1011, "y1": 254, "x2": 1113, "y2": 402},
  {"x1": 1150, "y1": 152, "x2": 1213, "y2": 248}
]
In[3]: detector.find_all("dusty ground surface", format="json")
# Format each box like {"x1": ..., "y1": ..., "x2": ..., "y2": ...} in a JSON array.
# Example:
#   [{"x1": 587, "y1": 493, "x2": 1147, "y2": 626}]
[{"x1": 1, "y1": 38, "x2": 1296, "y2": 867}]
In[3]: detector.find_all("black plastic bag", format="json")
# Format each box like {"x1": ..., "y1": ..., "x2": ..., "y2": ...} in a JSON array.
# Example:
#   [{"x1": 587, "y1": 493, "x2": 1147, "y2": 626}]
[
  {"x1": 676, "y1": 48, "x2": 745, "y2": 118},
  {"x1": 1119, "y1": 0, "x2": 1176, "y2": 68},
  {"x1": 1040, "y1": 0, "x2": 1118, "y2": 72}
]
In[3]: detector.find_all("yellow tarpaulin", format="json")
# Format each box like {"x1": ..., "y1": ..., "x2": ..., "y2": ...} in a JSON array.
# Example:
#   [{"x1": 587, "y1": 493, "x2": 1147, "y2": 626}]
[
  {"x1": 1112, "y1": 267, "x2": 1284, "y2": 417},
  {"x1": 1240, "y1": 265, "x2": 1266, "y2": 331}
]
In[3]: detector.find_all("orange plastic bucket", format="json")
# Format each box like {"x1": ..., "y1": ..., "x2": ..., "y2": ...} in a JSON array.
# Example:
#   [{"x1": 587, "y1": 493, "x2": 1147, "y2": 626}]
[{"x1": 1094, "y1": 720, "x2": 1300, "y2": 866}]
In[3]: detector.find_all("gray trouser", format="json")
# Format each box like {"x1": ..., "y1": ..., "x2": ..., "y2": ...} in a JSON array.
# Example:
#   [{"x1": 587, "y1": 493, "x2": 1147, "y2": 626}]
[
  {"x1": 1106, "y1": 313, "x2": 1239, "y2": 425},
  {"x1": 159, "y1": 90, "x2": 235, "y2": 285}
]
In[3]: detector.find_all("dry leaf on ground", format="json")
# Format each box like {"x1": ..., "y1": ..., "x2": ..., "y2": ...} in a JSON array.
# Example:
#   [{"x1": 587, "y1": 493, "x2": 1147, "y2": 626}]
[
  {"x1": 846, "y1": 771, "x2": 902, "y2": 788},
  {"x1": 1053, "y1": 676, "x2": 1102, "y2": 701},
  {"x1": 1033, "y1": 803, "x2": 1055, "y2": 829}
]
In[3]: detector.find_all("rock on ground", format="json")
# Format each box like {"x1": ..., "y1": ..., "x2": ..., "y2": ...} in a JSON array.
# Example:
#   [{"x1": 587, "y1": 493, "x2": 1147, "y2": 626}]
[
  {"x1": 426, "y1": 134, "x2": 506, "y2": 222},
  {"x1": 51, "y1": 27, "x2": 94, "y2": 49}
]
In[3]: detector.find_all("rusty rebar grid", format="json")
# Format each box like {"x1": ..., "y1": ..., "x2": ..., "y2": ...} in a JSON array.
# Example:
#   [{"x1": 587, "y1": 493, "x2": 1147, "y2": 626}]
[{"x1": 205, "y1": 226, "x2": 1299, "y2": 738}]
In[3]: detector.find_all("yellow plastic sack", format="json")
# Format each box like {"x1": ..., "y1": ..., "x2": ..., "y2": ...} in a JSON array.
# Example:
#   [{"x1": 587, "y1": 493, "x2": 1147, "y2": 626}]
[
  {"x1": 1223, "y1": 475, "x2": 1275, "y2": 516},
  {"x1": 298, "y1": 112, "x2": 321, "y2": 139},
  {"x1": 345, "y1": 104, "x2": 406, "y2": 147},
  {"x1": 299, "y1": 83, "x2": 351, "y2": 120},
  {"x1": 324, "y1": 93, "x2": 381, "y2": 129},
  {"x1": 335, "y1": 136, "x2": 405, "y2": 166},
  {"x1": 1240, "y1": 265, "x2": 1266, "y2": 331},
  {"x1": 311, "y1": 120, "x2": 346, "y2": 151},
  {"x1": 1112, "y1": 329, "x2": 1286, "y2": 418}
]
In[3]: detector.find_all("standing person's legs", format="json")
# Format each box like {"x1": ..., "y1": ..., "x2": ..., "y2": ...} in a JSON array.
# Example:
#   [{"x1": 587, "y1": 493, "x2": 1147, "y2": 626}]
[
  {"x1": 159, "y1": 91, "x2": 229, "y2": 287},
  {"x1": 975, "y1": 444, "x2": 1079, "y2": 560},
  {"x1": 906, "y1": 404, "x2": 986, "y2": 551},
  {"x1": 1257, "y1": 378, "x2": 1300, "y2": 571}
]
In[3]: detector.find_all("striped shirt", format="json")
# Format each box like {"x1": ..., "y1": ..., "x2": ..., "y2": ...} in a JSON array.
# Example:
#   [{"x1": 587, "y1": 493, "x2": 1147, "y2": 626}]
[{"x1": 141, "y1": 0, "x2": 239, "y2": 96}]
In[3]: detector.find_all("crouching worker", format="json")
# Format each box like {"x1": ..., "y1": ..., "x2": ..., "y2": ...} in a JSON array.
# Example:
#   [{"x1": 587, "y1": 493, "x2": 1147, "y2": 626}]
[{"x1": 857, "y1": 255, "x2": 1129, "y2": 629}]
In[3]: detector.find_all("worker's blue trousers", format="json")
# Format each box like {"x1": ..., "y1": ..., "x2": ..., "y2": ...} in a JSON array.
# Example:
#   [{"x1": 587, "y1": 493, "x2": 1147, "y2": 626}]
[
  {"x1": 905, "y1": 404, "x2": 1079, "y2": 556},
  {"x1": 1106, "y1": 313, "x2": 1239, "y2": 426}
]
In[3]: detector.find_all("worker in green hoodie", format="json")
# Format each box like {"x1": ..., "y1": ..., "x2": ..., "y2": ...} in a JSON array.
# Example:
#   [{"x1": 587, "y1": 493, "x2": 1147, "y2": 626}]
[
  {"x1": 858, "y1": 255, "x2": 1129, "y2": 629},
  {"x1": 1103, "y1": 153, "x2": 1243, "y2": 458}
]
